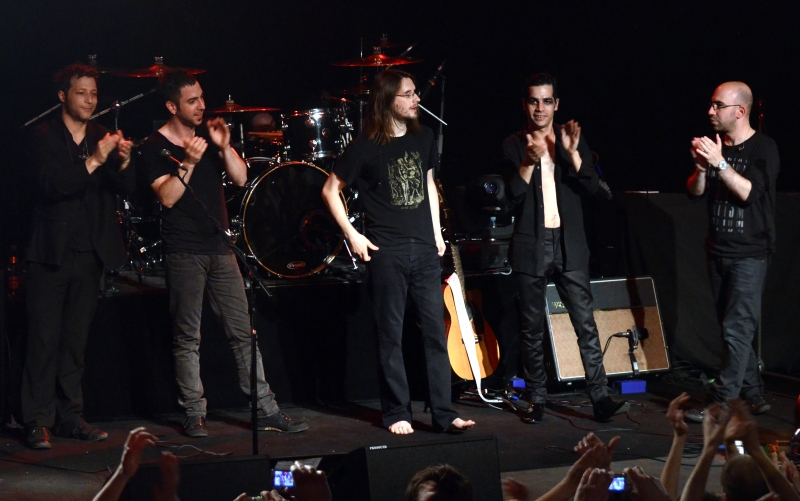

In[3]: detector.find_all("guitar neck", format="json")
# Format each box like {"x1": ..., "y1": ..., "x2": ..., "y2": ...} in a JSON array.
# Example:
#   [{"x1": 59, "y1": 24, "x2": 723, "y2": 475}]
[{"x1": 435, "y1": 179, "x2": 468, "y2": 303}]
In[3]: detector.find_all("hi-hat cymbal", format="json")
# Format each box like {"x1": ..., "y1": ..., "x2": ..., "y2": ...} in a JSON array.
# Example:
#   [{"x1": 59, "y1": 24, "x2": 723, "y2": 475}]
[
  {"x1": 332, "y1": 53, "x2": 420, "y2": 67},
  {"x1": 336, "y1": 85, "x2": 371, "y2": 96},
  {"x1": 111, "y1": 57, "x2": 206, "y2": 78}
]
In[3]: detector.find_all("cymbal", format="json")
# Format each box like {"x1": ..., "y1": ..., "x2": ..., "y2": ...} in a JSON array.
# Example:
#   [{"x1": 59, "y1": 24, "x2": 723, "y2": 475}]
[
  {"x1": 332, "y1": 53, "x2": 420, "y2": 67},
  {"x1": 207, "y1": 103, "x2": 280, "y2": 114},
  {"x1": 111, "y1": 57, "x2": 206, "y2": 78}
]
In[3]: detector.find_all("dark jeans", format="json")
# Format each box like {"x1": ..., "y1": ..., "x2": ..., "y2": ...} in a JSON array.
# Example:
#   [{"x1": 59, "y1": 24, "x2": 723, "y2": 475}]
[
  {"x1": 166, "y1": 252, "x2": 278, "y2": 417},
  {"x1": 707, "y1": 255, "x2": 768, "y2": 403},
  {"x1": 21, "y1": 250, "x2": 102, "y2": 432},
  {"x1": 368, "y1": 248, "x2": 457, "y2": 431},
  {"x1": 516, "y1": 229, "x2": 608, "y2": 404}
]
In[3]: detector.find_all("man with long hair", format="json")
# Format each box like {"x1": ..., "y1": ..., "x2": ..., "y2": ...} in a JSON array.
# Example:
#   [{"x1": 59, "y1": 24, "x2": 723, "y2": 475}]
[
  {"x1": 22, "y1": 63, "x2": 135, "y2": 449},
  {"x1": 322, "y1": 70, "x2": 474, "y2": 434}
]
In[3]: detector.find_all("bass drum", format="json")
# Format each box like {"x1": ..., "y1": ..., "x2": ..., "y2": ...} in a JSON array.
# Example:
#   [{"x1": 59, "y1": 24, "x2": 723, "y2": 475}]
[{"x1": 241, "y1": 161, "x2": 346, "y2": 278}]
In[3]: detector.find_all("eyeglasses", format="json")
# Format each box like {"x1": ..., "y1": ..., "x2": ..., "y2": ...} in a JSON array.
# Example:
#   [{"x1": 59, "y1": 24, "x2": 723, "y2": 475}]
[
  {"x1": 709, "y1": 102, "x2": 742, "y2": 111},
  {"x1": 395, "y1": 92, "x2": 417, "y2": 99}
]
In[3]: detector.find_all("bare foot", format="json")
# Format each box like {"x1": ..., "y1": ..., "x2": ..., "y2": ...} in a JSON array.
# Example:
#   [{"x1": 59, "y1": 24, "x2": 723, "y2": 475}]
[
  {"x1": 388, "y1": 420, "x2": 414, "y2": 434},
  {"x1": 445, "y1": 417, "x2": 475, "y2": 432}
]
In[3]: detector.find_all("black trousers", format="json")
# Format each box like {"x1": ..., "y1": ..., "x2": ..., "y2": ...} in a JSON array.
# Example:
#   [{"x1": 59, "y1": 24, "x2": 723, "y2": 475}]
[
  {"x1": 367, "y1": 248, "x2": 458, "y2": 431},
  {"x1": 516, "y1": 229, "x2": 608, "y2": 404},
  {"x1": 21, "y1": 250, "x2": 103, "y2": 432}
]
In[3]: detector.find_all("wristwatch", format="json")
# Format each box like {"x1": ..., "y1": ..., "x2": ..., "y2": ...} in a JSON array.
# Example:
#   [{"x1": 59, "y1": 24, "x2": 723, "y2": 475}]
[{"x1": 717, "y1": 160, "x2": 728, "y2": 171}]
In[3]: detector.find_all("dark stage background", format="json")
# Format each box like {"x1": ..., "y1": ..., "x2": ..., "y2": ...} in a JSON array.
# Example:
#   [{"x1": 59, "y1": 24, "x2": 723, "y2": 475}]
[{"x1": 2, "y1": 1, "x2": 800, "y2": 399}]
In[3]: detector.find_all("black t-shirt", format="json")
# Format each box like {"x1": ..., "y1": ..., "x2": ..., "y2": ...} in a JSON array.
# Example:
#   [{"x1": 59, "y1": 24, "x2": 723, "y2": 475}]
[
  {"x1": 703, "y1": 132, "x2": 780, "y2": 258},
  {"x1": 140, "y1": 127, "x2": 230, "y2": 255},
  {"x1": 332, "y1": 126, "x2": 438, "y2": 254}
]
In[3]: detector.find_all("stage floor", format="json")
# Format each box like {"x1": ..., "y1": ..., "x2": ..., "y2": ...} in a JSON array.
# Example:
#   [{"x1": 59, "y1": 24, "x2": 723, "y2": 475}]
[{"x1": 1, "y1": 380, "x2": 797, "y2": 500}]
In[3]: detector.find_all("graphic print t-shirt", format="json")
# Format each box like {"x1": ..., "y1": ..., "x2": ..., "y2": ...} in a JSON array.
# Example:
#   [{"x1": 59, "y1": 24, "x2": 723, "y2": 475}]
[
  {"x1": 332, "y1": 126, "x2": 438, "y2": 253},
  {"x1": 704, "y1": 132, "x2": 780, "y2": 258}
]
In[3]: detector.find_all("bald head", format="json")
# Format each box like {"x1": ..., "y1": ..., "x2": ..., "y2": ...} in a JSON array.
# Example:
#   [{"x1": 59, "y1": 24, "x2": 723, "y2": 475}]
[{"x1": 716, "y1": 81, "x2": 753, "y2": 117}]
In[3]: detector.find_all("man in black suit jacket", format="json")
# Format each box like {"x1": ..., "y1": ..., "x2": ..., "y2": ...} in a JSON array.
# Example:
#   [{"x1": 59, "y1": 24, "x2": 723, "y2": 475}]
[{"x1": 21, "y1": 63, "x2": 135, "y2": 449}]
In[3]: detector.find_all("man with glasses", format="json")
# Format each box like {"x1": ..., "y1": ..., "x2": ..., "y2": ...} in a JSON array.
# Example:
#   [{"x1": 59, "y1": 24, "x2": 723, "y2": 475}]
[
  {"x1": 502, "y1": 72, "x2": 629, "y2": 423},
  {"x1": 322, "y1": 70, "x2": 474, "y2": 435},
  {"x1": 686, "y1": 81, "x2": 780, "y2": 421}
]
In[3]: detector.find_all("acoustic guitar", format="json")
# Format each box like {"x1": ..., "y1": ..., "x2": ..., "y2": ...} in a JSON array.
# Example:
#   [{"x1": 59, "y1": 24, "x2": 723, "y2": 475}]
[{"x1": 435, "y1": 180, "x2": 500, "y2": 381}]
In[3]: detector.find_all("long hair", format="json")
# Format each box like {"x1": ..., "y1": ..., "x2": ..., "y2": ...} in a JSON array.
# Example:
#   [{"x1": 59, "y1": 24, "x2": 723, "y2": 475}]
[{"x1": 364, "y1": 69, "x2": 420, "y2": 146}]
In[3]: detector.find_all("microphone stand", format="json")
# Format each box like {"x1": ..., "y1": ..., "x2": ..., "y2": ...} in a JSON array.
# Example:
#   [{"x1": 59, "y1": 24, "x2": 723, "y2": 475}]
[{"x1": 171, "y1": 167, "x2": 272, "y2": 456}]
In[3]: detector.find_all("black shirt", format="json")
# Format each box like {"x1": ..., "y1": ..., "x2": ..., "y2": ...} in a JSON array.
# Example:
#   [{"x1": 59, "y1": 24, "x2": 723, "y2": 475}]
[
  {"x1": 502, "y1": 128, "x2": 598, "y2": 275},
  {"x1": 333, "y1": 126, "x2": 438, "y2": 254},
  {"x1": 702, "y1": 132, "x2": 780, "y2": 258},
  {"x1": 140, "y1": 127, "x2": 230, "y2": 255}
]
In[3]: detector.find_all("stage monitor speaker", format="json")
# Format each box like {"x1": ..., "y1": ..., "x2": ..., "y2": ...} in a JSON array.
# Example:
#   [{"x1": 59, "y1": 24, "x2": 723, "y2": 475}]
[
  {"x1": 546, "y1": 276, "x2": 670, "y2": 381},
  {"x1": 328, "y1": 435, "x2": 502, "y2": 501},
  {"x1": 123, "y1": 454, "x2": 270, "y2": 501}
]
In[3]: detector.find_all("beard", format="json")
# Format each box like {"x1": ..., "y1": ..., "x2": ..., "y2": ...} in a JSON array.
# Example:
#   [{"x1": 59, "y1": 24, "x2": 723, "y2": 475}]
[{"x1": 393, "y1": 109, "x2": 419, "y2": 129}]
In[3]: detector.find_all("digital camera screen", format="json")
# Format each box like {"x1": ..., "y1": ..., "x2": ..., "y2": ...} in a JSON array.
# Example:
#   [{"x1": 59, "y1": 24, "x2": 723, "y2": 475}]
[
  {"x1": 273, "y1": 470, "x2": 294, "y2": 488},
  {"x1": 608, "y1": 476, "x2": 626, "y2": 491}
]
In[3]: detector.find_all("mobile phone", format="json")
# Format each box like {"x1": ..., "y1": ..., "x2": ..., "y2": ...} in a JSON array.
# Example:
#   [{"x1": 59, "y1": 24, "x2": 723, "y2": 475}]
[
  {"x1": 608, "y1": 475, "x2": 626, "y2": 492},
  {"x1": 735, "y1": 440, "x2": 745, "y2": 455},
  {"x1": 273, "y1": 469, "x2": 294, "y2": 488}
]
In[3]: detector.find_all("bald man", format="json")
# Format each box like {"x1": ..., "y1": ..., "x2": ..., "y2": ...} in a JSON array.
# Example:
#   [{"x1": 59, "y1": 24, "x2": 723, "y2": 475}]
[{"x1": 686, "y1": 81, "x2": 780, "y2": 422}]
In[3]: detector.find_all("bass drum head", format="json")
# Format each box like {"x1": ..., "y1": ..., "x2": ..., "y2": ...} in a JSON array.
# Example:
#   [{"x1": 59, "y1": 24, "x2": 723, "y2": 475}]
[{"x1": 242, "y1": 161, "x2": 345, "y2": 278}]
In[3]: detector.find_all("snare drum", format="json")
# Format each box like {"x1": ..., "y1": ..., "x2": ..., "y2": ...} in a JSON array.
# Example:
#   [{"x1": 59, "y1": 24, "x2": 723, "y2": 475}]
[
  {"x1": 281, "y1": 107, "x2": 352, "y2": 161},
  {"x1": 236, "y1": 161, "x2": 346, "y2": 278}
]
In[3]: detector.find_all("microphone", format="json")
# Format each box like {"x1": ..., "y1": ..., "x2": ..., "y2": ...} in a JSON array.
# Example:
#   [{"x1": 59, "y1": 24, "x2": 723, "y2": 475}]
[
  {"x1": 161, "y1": 149, "x2": 187, "y2": 175},
  {"x1": 418, "y1": 60, "x2": 445, "y2": 101}
]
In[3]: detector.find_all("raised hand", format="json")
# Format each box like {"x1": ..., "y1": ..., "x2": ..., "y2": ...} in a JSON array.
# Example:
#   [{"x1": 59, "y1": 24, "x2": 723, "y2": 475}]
[
  {"x1": 153, "y1": 452, "x2": 180, "y2": 501},
  {"x1": 574, "y1": 433, "x2": 620, "y2": 471},
  {"x1": 523, "y1": 133, "x2": 548, "y2": 167},
  {"x1": 116, "y1": 129, "x2": 133, "y2": 170},
  {"x1": 690, "y1": 138, "x2": 709, "y2": 171},
  {"x1": 183, "y1": 136, "x2": 208, "y2": 168},
  {"x1": 703, "y1": 403, "x2": 732, "y2": 450},
  {"x1": 206, "y1": 117, "x2": 231, "y2": 150},
  {"x1": 501, "y1": 477, "x2": 529, "y2": 501},
  {"x1": 287, "y1": 461, "x2": 332, "y2": 501},
  {"x1": 574, "y1": 468, "x2": 613, "y2": 501},
  {"x1": 626, "y1": 466, "x2": 670, "y2": 501},
  {"x1": 119, "y1": 427, "x2": 158, "y2": 480},
  {"x1": 694, "y1": 134, "x2": 724, "y2": 168},
  {"x1": 725, "y1": 399, "x2": 760, "y2": 453},
  {"x1": 665, "y1": 392, "x2": 691, "y2": 437},
  {"x1": 559, "y1": 120, "x2": 582, "y2": 154},
  {"x1": 93, "y1": 132, "x2": 122, "y2": 165}
]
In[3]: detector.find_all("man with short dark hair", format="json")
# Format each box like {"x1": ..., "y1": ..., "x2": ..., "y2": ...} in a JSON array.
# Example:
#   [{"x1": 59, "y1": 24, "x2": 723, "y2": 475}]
[
  {"x1": 321, "y1": 69, "x2": 474, "y2": 435},
  {"x1": 140, "y1": 70, "x2": 307, "y2": 437},
  {"x1": 22, "y1": 63, "x2": 135, "y2": 449},
  {"x1": 685, "y1": 81, "x2": 780, "y2": 421},
  {"x1": 405, "y1": 464, "x2": 473, "y2": 501},
  {"x1": 503, "y1": 72, "x2": 629, "y2": 423}
]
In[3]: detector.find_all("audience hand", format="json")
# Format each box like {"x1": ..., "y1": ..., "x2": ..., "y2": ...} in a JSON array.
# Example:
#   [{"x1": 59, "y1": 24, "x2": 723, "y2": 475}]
[
  {"x1": 501, "y1": 477, "x2": 529, "y2": 501},
  {"x1": 702, "y1": 403, "x2": 732, "y2": 450},
  {"x1": 574, "y1": 433, "x2": 620, "y2": 471},
  {"x1": 779, "y1": 451, "x2": 800, "y2": 494},
  {"x1": 625, "y1": 466, "x2": 670, "y2": 501},
  {"x1": 724, "y1": 399, "x2": 760, "y2": 454},
  {"x1": 665, "y1": 393, "x2": 691, "y2": 437},
  {"x1": 153, "y1": 452, "x2": 180, "y2": 501},
  {"x1": 287, "y1": 461, "x2": 332, "y2": 501},
  {"x1": 119, "y1": 427, "x2": 158, "y2": 480},
  {"x1": 574, "y1": 468, "x2": 613, "y2": 501}
]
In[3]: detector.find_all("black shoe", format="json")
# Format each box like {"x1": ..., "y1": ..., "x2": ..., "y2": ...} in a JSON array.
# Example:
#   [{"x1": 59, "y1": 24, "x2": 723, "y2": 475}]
[
  {"x1": 257, "y1": 412, "x2": 309, "y2": 433},
  {"x1": 521, "y1": 403, "x2": 545, "y2": 424},
  {"x1": 26, "y1": 427, "x2": 51, "y2": 450},
  {"x1": 746, "y1": 394, "x2": 771, "y2": 415},
  {"x1": 593, "y1": 397, "x2": 630, "y2": 422},
  {"x1": 183, "y1": 415, "x2": 209, "y2": 437},
  {"x1": 70, "y1": 421, "x2": 108, "y2": 441}
]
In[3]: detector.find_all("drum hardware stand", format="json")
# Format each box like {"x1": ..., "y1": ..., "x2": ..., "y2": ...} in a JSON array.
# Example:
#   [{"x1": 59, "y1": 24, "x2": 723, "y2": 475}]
[
  {"x1": 172, "y1": 169, "x2": 273, "y2": 456},
  {"x1": 91, "y1": 88, "x2": 157, "y2": 130},
  {"x1": 20, "y1": 103, "x2": 61, "y2": 128}
]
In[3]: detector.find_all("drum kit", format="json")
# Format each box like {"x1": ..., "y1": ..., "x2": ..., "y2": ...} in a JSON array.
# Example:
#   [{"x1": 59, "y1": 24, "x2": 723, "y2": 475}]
[{"x1": 23, "y1": 39, "x2": 430, "y2": 280}]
